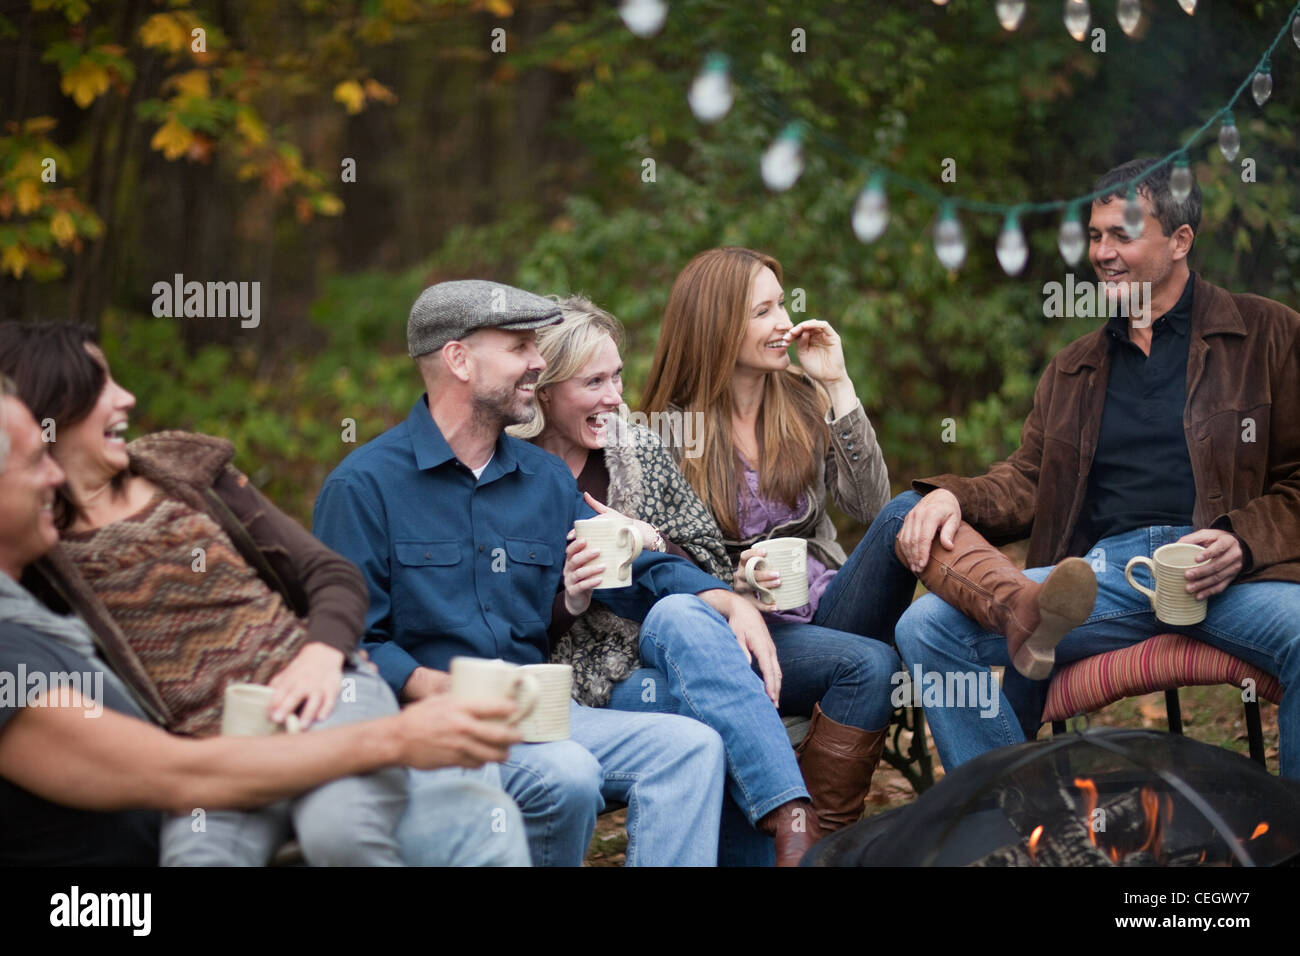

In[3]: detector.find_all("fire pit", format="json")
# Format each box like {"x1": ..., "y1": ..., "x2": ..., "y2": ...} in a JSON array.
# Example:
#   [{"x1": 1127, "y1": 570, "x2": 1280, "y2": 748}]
[{"x1": 804, "y1": 728, "x2": 1300, "y2": 867}]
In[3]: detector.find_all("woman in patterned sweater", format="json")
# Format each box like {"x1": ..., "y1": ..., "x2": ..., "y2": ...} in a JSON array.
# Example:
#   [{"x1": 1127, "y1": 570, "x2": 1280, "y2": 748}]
[{"x1": 1, "y1": 322, "x2": 410, "y2": 866}]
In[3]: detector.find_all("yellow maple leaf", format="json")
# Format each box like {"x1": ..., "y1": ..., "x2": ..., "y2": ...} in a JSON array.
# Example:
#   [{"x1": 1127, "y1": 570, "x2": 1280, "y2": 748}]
[
  {"x1": 169, "y1": 70, "x2": 210, "y2": 100},
  {"x1": 333, "y1": 80, "x2": 365, "y2": 115},
  {"x1": 235, "y1": 109, "x2": 267, "y2": 146},
  {"x1": 485, "y1": 0, "x2": 514, "y2": 16},
  {"x1": 316, "y1": 194, "x2": 344, "y2": 216},
  {"x1": 61, "y1": 61, "x2": 111, "y2": 109},
  {"x1": 1, "y1": 245, "x2": 28, "y2": 279},
  {"x1": 139, "y1": 13, "x2": 188, "y2": 52},
  {"x1": 150, "y1": 117, "x2": 194, "y2": 161},
  {"x1": 15, "y1": 180, "x2": 40, "y2": 216},
  {"x1": 50, "y1": 211, "x2": 76, "y2": 247},
  {"x1": 22, "y1": 116, "x2": 58, "y2": 135}
]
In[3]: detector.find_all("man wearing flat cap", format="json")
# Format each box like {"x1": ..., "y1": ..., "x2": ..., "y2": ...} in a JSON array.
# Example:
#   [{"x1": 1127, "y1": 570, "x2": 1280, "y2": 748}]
[{"x1": 315, "y1": 279, "x2": 734, "y2": 865}]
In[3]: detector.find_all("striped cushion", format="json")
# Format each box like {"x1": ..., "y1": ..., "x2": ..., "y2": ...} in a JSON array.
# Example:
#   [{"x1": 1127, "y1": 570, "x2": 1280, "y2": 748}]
[{"x1": 1042, "y1": 633, "x2": 1282, "y2": 723}]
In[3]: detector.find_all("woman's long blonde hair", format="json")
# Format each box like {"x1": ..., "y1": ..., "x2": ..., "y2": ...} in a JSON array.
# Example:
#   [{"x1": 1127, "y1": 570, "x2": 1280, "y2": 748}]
[
  {"x1": 508, "y1": 295, "x2": 624, "y2": 442},
  {"x1": 641, "y1": 247, "x2": 828, "y2": 538}
]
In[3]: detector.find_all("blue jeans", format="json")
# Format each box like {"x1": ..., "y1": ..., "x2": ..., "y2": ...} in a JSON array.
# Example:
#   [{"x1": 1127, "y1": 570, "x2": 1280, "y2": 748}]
[
  {"x1": 605, "y1": 592, "x2": 901, "y2": 865},
  {"x1": 893, "y1": 515, "x2": 1300, "y2": 778},
  {"x1": 494, "y1": 600, "x2": 727, "y2": 867},
  {"x1": 398, "y1": 768, "x2": 531, "y2": 866}
]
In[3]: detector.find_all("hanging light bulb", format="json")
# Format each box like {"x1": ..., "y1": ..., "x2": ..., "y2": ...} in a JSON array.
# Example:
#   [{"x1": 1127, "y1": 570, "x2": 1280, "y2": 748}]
[
  {"x1": 1117, "y1": 0, "x2": 1141, "y2": 36},
  {"x1": 1218, "y1": 112, "x2": 1240, "y2": 162},
  {"x1": 688, "y1": 54, "x2": 732, "y2": 123},
  {"x1": 618, "y1": 0, "x2": 667, "y2": 37},
  {"x1": 931, "y1": 0, "x2": 951, "y2": 5},
  {"x1": 934, "y1": 204, "x2": 966, "y2": 271},
  {"x1": 996, "y1": 0, "x2": 1026, "y2": 31},
  {"x1": 761, "y1": 123, "x2": 804, "y2": 192},
  {"x1": 1058, "y1": 204, "x2": 1086, "y2": 266},
  {"x1": 1063, "y1": 0, "x2": 1090, "y2": 41},
  {"x1": 851, "y1": 174, "x2": 889, "y2": 242},
  {"x1": 1170, "y1": 154, "x2": 1194, "y2": 204},
  {"x1": 1178, "y1": 0, "x2": 1197, "y2": 14},
  {"x1": 1252, "y1": 61, "x2": 1273, "y2": 107},
  {"x1": 1123, "y1": 185, "x2": 1145, "y2": 239},
  {"x1": 996, "y1": 211, "x2": 1028, "y2": 276}
]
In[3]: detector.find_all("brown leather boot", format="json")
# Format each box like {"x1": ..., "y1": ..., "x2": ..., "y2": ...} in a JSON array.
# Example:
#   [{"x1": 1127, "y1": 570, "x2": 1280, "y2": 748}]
[
  {"x1": 897, "y1": 522, "x2": 1097, "y2": 679},
  {"x1": 756, "y1": 798, "x2": 820, "y2": 867},
  {"x1": 795, "y1": 703, "x2": 888, "y2": 836}
]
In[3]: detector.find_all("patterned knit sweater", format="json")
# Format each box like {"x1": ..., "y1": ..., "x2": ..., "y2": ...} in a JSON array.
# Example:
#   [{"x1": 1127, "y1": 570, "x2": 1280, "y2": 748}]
[{"x1": 61, "y1": 491, "x2": 309, "y2": 737}]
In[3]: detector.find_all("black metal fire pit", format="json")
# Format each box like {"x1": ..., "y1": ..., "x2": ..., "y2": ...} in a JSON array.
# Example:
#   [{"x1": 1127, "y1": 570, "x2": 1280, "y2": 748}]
[{"x1": 804, "y1": 728, "x2": 1300, "y2": 867}]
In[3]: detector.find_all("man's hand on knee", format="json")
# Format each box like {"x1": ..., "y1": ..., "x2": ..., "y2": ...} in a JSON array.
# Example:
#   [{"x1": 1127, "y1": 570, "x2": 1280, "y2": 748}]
[{"x1": 897, "y1": 489, "x2": 962, "y2": 574}]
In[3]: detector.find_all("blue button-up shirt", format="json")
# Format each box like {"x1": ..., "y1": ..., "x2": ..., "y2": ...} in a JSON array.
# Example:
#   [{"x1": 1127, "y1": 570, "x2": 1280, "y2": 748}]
[{"x1": 313, "y1": 396, "x2": 728, "y2": 697}]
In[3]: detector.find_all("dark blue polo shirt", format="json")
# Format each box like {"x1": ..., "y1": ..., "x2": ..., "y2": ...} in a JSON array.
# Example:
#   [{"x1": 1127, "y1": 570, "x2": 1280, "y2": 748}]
[
  {"x1": 313, "y1": 396, "x2": 727, "y2": 697},
  {"x1": 1080, "y1": 273, "x2": 1197, "y2": 545}
]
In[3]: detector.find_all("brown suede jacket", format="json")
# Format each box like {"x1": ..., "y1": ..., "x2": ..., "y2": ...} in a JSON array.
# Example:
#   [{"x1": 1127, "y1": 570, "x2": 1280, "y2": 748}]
[
  {"x1": 23, "y1": 431, "x2": 367, "y2": 726},
  {"x1": 915, "y1": 275, "x2": 1300, "y2": 584}
]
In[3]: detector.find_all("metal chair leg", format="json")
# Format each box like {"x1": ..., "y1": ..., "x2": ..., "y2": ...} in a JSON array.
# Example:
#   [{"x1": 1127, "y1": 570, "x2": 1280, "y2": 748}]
[
  {"x1": 1164, "y1": 688, "x2": 1183, "y2": 734},
  {"x1": 1244, "y1": 699, "x2": 1266, "y2": 766}
]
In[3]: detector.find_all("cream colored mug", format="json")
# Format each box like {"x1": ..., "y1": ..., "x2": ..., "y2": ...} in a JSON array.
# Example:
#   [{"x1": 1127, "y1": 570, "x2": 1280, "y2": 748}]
[
  {"x1": 516, "y1": 664, "x2": 573, "y2": 743},
  {"x1": 448, "y1": 657, "x2": 541, "y2": 725},
  {"x1": 221, "y1": 682, "x2": 302, "y2": 737},
  {"x1": 744, "y1": 537, "x2": 811, "y2": 612},
  {"x1": 1124, "y1": 543, "x2": 1208, "y2": 625},
  {"x1": 573, "y1": 514, "x2": 645, "y2": 589}
]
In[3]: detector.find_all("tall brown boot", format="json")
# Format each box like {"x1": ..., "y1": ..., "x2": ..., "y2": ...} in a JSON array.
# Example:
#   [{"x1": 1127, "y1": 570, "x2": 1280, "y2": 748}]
[
  {"x1": 795, "y1": 703, "x2": 888, "y2": 836},
  {"x1": 757, "y1": 798, "x2": 820, "y2": 867},
  {"x1": 896, "y1": 522, "x2": 1097, "y2": 679}
]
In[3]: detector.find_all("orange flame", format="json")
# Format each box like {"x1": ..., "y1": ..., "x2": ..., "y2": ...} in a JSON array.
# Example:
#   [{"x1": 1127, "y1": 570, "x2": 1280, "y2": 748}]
[
  {"x1": 1027, "y1": 825, "x2": 1044, "y2": 861},
  {"x1": 1136, "y1": 787, "x2": 1162, "y2": 858},
  {"x1": 1074, "y1": 777, "x2": 1099, "y2": 846},
  {"x1": 1250, "y1": 822, "x2": 1269, "y2": 840}
]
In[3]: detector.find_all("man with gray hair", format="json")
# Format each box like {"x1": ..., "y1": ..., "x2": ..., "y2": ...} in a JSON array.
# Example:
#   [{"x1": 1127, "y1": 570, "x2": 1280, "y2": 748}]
[{"x1": 315, "y1": 279, "x2": 761, "y2": 866}]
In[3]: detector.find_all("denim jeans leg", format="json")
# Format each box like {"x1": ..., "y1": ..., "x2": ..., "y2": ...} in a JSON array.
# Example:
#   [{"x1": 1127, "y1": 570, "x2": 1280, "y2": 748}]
[
  {"x1": 607, "y1": 665, "x2": 778, "y2": 866},
  {"x1": 814, "y1": 490, "x2": 923, "y2": 644},
  {"x1": 397, "y1": 766, "x2": 531, "y2": 866},
  {"x1": 569, "y1": 701, "x2": 725, "y2": 866},
  {"x1": 637, "y1": 594, "x2": 808, "y2": 823},
  {"x1": 497, "y1": 733, "x2": 604, "y2": 867},
  {"x1": 766, "y1": 619, "x2": 901, "y2": 731}
]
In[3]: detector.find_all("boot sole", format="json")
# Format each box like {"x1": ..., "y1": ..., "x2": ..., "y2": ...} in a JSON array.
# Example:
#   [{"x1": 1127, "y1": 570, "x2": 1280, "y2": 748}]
[{"x1": 1011, "y1": 558, "x2": 1097, "y2": 680}]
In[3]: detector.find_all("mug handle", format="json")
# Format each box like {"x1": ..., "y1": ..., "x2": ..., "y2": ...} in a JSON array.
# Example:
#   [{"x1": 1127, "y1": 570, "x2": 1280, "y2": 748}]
[
  {"x1": 505, "y1": 672, "x2": 541, "y2": 725},
  {"x1": 744, "y1": 555, "x2": 776, "y2": 606},
  {"x1": 1124, "y1": 556, "x2": 1158, "y2": 604},
  {"x1": 616, "y1": 525, "x2": 644, "y2": 584}
]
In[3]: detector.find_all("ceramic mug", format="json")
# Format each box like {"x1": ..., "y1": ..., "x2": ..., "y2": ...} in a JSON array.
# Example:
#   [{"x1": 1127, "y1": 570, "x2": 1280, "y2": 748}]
[
  {"x1": 516, "y1": 663, "x2": 573, "y2": 743},
  {"x1": 221, "y1": 682, "x2": 302, "y2": 737},
  {"x1": 744, "y1": 537, "x2": 810, "y2": 611},
  {"x1": 448, "y1": 657, "x2": 541, "y2": 725},
  {"x1": 1124, "y1": 543, "x2": 1209, "y2": 625},
  {"x1": 573, "y1": 514, "x2": 645, "y2": 589}
]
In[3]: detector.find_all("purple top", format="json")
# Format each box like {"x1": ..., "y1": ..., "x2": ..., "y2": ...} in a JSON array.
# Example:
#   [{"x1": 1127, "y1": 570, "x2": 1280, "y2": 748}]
[{"x1": 737, "y1": 459, "x2": 835, "y2": 623}]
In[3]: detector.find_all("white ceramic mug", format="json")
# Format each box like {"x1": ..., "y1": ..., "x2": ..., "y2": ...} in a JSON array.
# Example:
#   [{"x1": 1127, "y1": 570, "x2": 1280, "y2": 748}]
[
  {"x1": 516, "y1": 664, "x2": 573, "y2": 743},
  {"x1": 221, "y1": 682, "x2": 302, "y2": 737},
  {"x1": 448, "y1": 657, "x2": 541, "y2": 725},
  {"x1": 573, "y1": 514, "x2": 644, "y2": 589},
  {"x1": 744, "y1": 537, "x2": 810, "y2": 611},
  {"x1": 1125, "y1": 543, "x2": 1208, "y2": 625}
]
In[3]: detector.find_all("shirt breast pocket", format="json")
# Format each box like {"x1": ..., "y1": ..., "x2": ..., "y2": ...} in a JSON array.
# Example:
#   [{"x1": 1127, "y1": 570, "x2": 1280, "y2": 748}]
[
  {"x1": 393, "y1": 540, "x2": 469, "y2": 628},
  {"x1": 504, "y1": 538, "x2": 556, "y2": 622}
]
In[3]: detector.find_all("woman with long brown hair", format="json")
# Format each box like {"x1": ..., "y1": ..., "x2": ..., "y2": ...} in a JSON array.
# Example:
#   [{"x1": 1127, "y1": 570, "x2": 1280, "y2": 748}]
[{"x1": 642, "y1": 246, "x2": 913, "y2": 834}]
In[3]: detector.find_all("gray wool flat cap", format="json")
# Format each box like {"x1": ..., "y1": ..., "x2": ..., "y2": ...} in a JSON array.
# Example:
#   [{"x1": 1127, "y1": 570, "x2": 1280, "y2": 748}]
[{"x1": 407, "y1": 279, "x2": 563, "y2": 357}]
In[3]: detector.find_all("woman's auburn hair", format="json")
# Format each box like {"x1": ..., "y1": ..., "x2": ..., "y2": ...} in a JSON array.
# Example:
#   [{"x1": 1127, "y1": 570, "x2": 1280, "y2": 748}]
[{"x1": 640, "y1": 247, "x2": 828, "y2": 539}]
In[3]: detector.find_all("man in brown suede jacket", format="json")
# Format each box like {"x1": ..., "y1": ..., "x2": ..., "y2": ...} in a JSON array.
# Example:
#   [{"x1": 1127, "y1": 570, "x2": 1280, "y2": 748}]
[{"x1": 875, "y1": 158, "x2": 1298, "y2": 778}]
